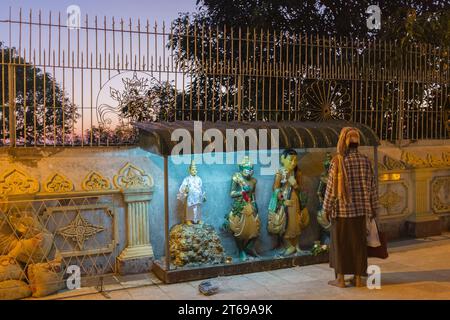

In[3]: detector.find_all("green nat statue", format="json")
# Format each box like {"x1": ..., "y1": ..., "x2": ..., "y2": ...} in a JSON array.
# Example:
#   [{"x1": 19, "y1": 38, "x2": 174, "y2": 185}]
[
  {"x1": 177, "y1": 160, "x2": 206, "y2": 225},
  {"x1": 225, "y1": 156, "x2": 261, "y2": 261},
  {"x1": 317, "y1": 152, "x2": 332, "y2": 244},
  {"x1": 268, "y1": 149, "x2": 310, "y2": 256}
]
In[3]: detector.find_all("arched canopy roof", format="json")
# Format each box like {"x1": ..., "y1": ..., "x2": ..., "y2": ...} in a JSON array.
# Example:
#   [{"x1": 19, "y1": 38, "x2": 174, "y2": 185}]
[{"x1": 135, "y1": 120, "x2": 380, "y2": 156}]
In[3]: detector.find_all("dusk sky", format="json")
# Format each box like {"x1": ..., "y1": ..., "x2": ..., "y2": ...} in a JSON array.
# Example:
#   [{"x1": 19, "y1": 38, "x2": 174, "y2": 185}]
[
  {"x1": 1, "y1": 0, "x2": 197, "y2": 23},
  {"x1": 0, "y1": 1, "x2": 199, "y2": 136}
]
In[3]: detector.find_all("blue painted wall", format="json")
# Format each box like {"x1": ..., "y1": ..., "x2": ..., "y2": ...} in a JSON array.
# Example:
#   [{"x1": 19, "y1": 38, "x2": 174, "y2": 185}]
[{"x1": 145, "y1": 148, "x2": 338, "y2": 260}]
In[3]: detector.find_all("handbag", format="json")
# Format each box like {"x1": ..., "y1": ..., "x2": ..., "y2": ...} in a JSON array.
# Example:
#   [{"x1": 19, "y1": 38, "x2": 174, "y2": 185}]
[
  {"x1": 367, "y1": 218, "x2": 381, "y2": 247},
  {"x1": 367, "y1": 218, "x2": 389, "y2": 259}
]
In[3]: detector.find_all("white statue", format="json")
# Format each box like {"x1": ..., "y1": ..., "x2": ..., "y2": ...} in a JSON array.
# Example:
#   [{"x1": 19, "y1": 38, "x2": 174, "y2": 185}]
[{"x1": 177, "y1": 161, "x2": 206, "y2": 224}]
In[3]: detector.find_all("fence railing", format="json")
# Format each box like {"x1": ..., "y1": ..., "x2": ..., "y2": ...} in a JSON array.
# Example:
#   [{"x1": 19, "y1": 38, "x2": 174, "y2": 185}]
[{"x1": 0, "y1": 8, "x2": 449, "y2": 147}]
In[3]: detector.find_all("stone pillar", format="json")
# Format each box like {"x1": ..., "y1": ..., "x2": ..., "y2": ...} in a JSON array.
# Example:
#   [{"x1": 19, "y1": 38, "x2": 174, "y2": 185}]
[
  {"x1": 114, "y1": 162, "x2": 154, "y2": 275},
  {"x1": 406, "y1": 168, "x2": 441, "y2": 238}
]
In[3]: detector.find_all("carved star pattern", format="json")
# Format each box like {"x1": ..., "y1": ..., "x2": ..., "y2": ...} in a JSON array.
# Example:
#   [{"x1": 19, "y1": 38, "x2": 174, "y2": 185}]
[
  {"x1": 57, "y1": 211, "x2": 105, "y2": 250},
  {"x1": 379, "y1": 191, "x2": 402, "y2": 210}
]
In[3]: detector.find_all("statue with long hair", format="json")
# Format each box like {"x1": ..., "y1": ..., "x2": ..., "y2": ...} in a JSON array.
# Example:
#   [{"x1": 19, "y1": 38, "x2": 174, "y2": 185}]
[{"x1": 268, "y1": 149, "x2": 310, "y2": 256}]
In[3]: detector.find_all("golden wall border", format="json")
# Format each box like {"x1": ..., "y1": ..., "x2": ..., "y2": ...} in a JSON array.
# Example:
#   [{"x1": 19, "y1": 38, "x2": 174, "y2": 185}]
[{"x1": 401, "y1": 151, "x2": 450, "y2": 169}]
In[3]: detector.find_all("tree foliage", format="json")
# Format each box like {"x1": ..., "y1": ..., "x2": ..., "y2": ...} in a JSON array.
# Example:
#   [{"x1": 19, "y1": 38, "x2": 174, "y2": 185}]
[
  {"x1": 187, "y1": 0, "x2": 450, "y2": 45},
  {"x1": 167, "y1": 1, "x2": 449, "y2": 139},
  {"x1": 0, "y1": 42, "x2": 79, "y2": 145}
]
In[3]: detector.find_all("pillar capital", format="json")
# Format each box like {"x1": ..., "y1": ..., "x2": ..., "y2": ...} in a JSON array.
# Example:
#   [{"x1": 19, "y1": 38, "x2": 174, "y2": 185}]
[
  {"x1": 412, "y1": 168, "x2": 434, "y2": 181},
  {"x1": 121, "y1": 188, "x2": 153, "y2": 203}
]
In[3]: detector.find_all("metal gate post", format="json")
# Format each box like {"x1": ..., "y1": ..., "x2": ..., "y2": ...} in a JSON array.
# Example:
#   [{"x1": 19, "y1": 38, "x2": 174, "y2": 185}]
[
  {"x1": 397, "y1": 74, "x2": 405, "y2": 145},
  {"x1": 7, "y1": 63, "x2": 16, "y2": 147}
]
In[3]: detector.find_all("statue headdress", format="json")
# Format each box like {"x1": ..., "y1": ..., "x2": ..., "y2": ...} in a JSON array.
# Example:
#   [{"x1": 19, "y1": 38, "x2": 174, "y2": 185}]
[{"x1": 238, "y1": 156, "x2": 253, "y2": 171}]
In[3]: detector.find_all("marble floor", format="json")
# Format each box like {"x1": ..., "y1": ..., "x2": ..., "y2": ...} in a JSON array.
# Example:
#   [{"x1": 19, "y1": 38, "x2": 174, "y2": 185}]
[{"x1": 46, "y1": 234, "x2": 450, "y2": 300}]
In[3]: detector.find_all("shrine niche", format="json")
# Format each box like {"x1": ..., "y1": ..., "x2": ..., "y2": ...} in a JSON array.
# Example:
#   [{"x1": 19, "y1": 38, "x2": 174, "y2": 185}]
[
  {"x1": 431, "y1": 176, "x2": 450, "y2": 214},
  {"x1": 136, "y1": 120, "x2": 380, "y2": 283}
]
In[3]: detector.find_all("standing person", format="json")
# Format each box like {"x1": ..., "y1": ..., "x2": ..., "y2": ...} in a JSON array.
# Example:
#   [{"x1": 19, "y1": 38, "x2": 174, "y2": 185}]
[{"x1": 323, "y1": 127, "x2": 379, "y2": 288}]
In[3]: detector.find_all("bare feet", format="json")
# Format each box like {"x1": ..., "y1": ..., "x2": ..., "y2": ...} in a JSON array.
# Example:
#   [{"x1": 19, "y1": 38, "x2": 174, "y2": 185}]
[
  {"x1": 328, "y1": 274, "x2": 346, "y2": 288},
  {"x1": 328, "y1": 279, "x2": 346, "y2": 288},
  {"x1": 348, "y1": 276, "x2": 365, "y2": 288},
  {"x1": 355, "y1": 276, "x2": 364, "y2": 288}
]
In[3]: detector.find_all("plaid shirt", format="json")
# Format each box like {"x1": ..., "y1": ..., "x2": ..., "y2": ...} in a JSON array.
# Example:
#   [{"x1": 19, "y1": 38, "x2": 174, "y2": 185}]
[{"x1": 323, "y1": 149, "x2": 379, "y2": 219}]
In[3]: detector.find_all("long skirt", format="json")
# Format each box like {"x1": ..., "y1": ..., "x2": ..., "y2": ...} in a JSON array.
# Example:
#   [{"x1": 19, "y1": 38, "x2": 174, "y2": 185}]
[{"x1": 329, "y1": 216, "x2": 367, "y2": 276}]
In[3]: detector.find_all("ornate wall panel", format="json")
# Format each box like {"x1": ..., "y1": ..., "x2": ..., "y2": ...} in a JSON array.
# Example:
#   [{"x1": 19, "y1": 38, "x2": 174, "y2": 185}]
[
  {"x1": 431, "y1": 176, "x2": 450, "y2": 214},
  {"x1": 378, "y1": 181, "x2": 409, "y2": 218},
  {"x1": 45, "y1": 204, "x2": 119, "y2": 258}
]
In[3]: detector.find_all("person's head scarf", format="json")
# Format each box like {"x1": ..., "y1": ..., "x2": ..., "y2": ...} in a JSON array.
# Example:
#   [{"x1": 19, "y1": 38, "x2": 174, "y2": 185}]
[{"x1": 332, "y1": 127, "x2": 361, "y2": 204}]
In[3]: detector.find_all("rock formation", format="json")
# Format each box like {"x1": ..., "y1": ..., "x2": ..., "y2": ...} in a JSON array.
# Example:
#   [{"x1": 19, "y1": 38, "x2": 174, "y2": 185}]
[{"x1": 169, "y1": 223, "x2": 226, "y2": 267}]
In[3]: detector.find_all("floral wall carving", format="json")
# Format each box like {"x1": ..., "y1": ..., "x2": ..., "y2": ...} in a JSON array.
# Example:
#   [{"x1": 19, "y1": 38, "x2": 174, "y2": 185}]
[
  {"x1": 378, "y1": 181, "x2": 409, "y2": 217},
  {"x1": 44, "y1": 173, "x2": 75, "y2": 193},
  {"x1": 82, "y1": 171, "x2": 111, "y2": 191},
  {"x1": 431, "y1": 176, "x2": 450, "y2": 214},
  {"x1": 401, "y1": 151, "x2": 450, "y2": 169},
  {"x1": 0, "y1": 168, "x2": 40, "y2": 199},
  {"x1": 113, "y1": 162, "x2": 153, "y2": 190},
  {"x1": 0, "y1": 162, "x2": 152, "y2": 198}
]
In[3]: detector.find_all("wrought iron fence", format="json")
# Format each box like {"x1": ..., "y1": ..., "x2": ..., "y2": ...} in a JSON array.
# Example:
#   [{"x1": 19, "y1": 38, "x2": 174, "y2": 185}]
[{"x1": 0, "y1": 8, "x2": 449, "y2": 147}]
